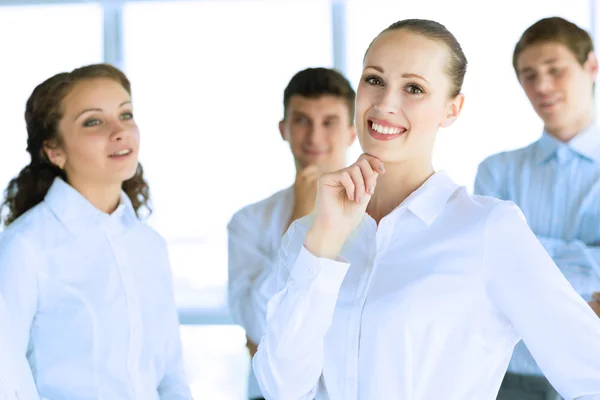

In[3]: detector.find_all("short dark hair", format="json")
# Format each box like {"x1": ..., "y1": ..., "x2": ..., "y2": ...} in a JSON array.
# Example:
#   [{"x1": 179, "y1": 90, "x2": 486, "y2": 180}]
[
  {"x1": 513, "y1": 17, "x2": 594, "y2": 76},
  {"x1": 282, "y1": 67, "x2": 355, "y2": 124},
  {"x1": 365, "y1": 19, "x2": 468, "y2": 98}
]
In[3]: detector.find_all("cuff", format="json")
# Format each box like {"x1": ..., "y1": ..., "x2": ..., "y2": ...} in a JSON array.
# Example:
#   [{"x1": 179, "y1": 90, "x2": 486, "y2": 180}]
[{"x1": 289, "y1": 246, "x2": 350, "y2": 295}]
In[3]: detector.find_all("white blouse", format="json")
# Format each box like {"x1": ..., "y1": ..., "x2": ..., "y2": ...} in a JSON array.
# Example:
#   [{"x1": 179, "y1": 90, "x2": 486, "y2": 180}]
[
  {"x1": 253, "y1": 171, "x2": 600, "y2": 400},
  {"x1": 0, "y1": 178, "x2": 192, "y2": 399}
]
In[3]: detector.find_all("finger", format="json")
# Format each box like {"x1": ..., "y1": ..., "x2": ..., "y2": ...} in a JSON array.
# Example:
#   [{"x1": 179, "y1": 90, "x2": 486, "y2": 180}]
[
  {"x1": 358, "y1": 153, "x2": 385, "y2": 174},
  {"x1": 338, "y1": 171, "x2": 356, "y2": 201},
  {"x1": 357, "y1": 158, "x2": 379, "y2": 195},
  {"x1": 347, "y1": 165, "x2": 366, "y2": 203}
]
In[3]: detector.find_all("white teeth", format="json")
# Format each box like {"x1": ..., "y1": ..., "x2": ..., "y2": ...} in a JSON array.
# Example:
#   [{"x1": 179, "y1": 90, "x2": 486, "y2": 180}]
[
  {"x1": 113, "y1": 149, "x2": 131, "y2": 156},
  {"x1": 372, "y1": 122, "x2": 402, "y2": 135}
]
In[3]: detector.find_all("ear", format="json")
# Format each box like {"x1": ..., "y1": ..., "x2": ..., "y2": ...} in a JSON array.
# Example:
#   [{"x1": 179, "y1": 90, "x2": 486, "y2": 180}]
[
  {"x1": 584, "y1": 51, "x2": 598, "y2": 79},
  {"x1": 440, "y1": 93, "x2": 465, "y2": 128},
  {"x1": 278, "y1": 120, "x2": 287, "y2": 142},
  {"x1": 42, "y1": 140, "x2": 66, "y2": 170}
]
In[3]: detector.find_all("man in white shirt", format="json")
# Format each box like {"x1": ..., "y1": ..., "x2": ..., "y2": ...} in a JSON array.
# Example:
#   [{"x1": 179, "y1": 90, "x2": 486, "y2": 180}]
[
  {"x1": 474, "y1": 17, "x2": 600, "y2": 400},
  {"x1": 0, "y1": 293, "x2": 39, "y2": 400},
  {"x1": 227, "y1": 67, "x2": 356, "y2": 400}
]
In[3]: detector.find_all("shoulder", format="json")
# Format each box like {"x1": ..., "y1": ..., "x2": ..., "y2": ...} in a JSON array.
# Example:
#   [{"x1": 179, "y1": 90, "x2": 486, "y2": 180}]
[
  {"x1": 0, "y1": 202, "x2": 56, "y2": 252},
  {"x1": 446, "y1": 189, "x2": 526, "y2": 233},
  {"x1": 228, "y1": 187, "x2": 292, "y2": 230},
  {"x1": 478, "y1": 142, "x2": 538, "y2": 169},
  {"x1": 483, "y1": 199, "x2": 528, "y2": 233},
  {"x1": 461, "y1": 192, "x2": 524, "y2": 222}
]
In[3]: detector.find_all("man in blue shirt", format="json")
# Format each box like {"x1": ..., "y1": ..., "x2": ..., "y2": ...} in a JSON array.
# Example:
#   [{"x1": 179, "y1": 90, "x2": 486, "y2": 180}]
[{"x1": 475, "y1": 17, "x2": 600, "y2": 400}]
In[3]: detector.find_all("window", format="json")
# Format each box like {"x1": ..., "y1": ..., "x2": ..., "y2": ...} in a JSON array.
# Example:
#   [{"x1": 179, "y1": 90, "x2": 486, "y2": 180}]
[
  {"x1": 345, "y1": 0, "x2": 591, "y2": 190},
  {"x1": 122, "y1": 0, "x2": 334, "y2": 312},
  {"x1": 0, "y1": 3, "x2": 104, "y2": 220}
]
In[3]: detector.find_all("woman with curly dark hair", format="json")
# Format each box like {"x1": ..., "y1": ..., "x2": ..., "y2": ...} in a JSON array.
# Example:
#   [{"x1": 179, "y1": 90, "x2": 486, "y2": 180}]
[{"x1": 0, "y1": 64, "x2": 192, "y2": 399}]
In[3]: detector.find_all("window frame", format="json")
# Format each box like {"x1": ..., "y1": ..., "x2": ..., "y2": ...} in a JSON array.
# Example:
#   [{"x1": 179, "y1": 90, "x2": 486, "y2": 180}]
[{"x1": 0, "y1": 0, "x2": 596, "y2": 325}]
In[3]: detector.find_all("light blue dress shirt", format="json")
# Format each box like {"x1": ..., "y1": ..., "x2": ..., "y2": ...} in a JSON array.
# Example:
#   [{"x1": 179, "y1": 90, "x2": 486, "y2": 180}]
[
  {"x1": 0, "y1": 178, "x2": 192, "y2": 399},
  {"x1": 474, "y1": 124, "x2": 600, "y2": 375}
]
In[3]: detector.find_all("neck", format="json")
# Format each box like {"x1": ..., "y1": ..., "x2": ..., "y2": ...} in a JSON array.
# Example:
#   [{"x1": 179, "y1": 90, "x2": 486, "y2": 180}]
[
  {"x1": 367, "y1": 157, "x2": 435, "y2": 224},
  {"x1": 67, "y1": 177, "x2": 122, "y2": 214},
  {"x1": 545, "y1": 108, "x2": 594, "y2": 143}
]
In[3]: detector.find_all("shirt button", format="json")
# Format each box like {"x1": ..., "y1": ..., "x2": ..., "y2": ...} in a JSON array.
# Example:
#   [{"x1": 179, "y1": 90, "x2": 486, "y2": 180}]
[
  {"x1": 347, "y1": 378, "x2": 355, "y2": 388},
  {"x1": 307, "y1": 267, "x2": 314, "y2": 277}
]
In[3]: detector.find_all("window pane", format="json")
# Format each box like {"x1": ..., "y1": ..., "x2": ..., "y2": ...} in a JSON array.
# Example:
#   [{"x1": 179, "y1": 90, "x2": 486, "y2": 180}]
[
  {"x1": 0, "y1": 4, "x2": 104, "y2": 222},
  {"x1": 345, "y1": 0, "x2": 591, "y2": 190},
  {"x1": 122, "y1": 0, "x2": 333, "y2": 308},
  {"x1": 180, "y1": 325, "x2": 248, "y2": 399}
]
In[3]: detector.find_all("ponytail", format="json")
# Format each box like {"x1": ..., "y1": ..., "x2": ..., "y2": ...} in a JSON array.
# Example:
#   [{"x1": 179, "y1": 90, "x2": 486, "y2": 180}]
[{"x1": 2, "y1": 162, "x2": 65, "y2": 226}]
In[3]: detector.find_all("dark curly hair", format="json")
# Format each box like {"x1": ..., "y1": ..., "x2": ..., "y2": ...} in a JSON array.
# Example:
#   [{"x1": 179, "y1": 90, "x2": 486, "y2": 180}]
[{"x1": 1, "y1": 63, "x2": 151, "y2": 226}]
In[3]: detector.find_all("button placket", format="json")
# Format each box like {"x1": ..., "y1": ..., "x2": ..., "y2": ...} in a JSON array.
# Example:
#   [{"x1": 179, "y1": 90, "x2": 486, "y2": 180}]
[
  {"x1": 344, "y1": 227, "x2": 378, "y2": 400},
  {"x1": 106, "y1": 227, "x2": 143, "y2": 398}
]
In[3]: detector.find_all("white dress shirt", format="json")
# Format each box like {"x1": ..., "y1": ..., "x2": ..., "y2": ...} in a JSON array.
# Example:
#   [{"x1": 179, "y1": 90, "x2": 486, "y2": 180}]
[
  {"x1": 0, "y1": 178, "x2": 192, "y2": 400},
  {"x1": 0, "y1": 294, "x2": 39, "y2": 400},
  {"x1": 253, "y1": 171, "x2": 600, "y2": 400},
  {"x1": 228, "y1": 187, "x2": 293, "y2": 398}
]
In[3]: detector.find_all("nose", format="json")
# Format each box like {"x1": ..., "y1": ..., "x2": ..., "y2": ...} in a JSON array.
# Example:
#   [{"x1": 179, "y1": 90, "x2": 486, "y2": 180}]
[
  {"x1": 306, "y1": 123, "x2": 327, "y2": 147},
  {"x1": 374, "y1": 86, "x2": 400, "y2": 115},
  {"x1": 534, "y1": 74, "x2": 554, "y2": 95},
  {"x1": 109, "y1": 119, "x2": 128, "y2": 142}
]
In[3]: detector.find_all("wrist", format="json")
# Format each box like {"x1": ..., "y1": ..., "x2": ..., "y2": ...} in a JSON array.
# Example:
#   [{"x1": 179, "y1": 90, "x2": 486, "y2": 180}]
[{"x1": 304, "y1": 225, "x2": 347, "y2": 260}]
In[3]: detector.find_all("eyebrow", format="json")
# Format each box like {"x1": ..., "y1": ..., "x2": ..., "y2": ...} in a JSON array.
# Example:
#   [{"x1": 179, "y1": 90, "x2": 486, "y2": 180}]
[
  {"x1": 519, "y1": 58, "x2": 559, "y2": 75},
  {"x1": 364, "y1": 65, "x2": 429, "y2": 83},
  {"x1": 74, "y1": 100, "x2": 132, "y2": 121},
  {"x1": 291, "y1": 111, "x2": 341, "y2": 120}
]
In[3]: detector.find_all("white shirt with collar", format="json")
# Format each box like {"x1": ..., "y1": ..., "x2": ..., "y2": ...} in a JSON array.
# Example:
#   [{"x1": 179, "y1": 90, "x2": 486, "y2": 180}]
[
  {"x1": 253, "y1": 171, "x2": 600, "y2": 400},
  {"x1": 227, "y1": 186, "x2": 293, "y2": 399},
  {"x1": 0, "y1": 178, "x2": 192, "y2": 400}
]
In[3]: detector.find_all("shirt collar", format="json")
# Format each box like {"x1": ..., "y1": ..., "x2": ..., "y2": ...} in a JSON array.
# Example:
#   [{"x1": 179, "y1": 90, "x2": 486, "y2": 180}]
[
  {"x1": 535, "y1": 123, "x2": 600, "y2": 164},
  {"x1": 569, "y1": 123, "x2": 600, "y2": 162},
  {"x1": 394, "y1": 171, "x2": 460, "y2": 226},
  {"x1": 44, "y1": 177, "x2": 137, "y2": 236}
]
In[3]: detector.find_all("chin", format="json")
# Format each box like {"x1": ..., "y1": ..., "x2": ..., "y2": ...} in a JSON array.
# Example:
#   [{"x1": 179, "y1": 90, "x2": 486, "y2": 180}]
[
  {"x1": 117, "y1": 164, "x2": 140, "y2": 183},
  {"x1": 361, "y1": 142, "x2": 400, "y2": 163}
]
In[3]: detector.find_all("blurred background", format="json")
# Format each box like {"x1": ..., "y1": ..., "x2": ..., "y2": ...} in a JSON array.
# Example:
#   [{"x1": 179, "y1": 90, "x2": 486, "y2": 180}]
[{"x1": 0, "y1": 0, "x2": 597, "y2": 398}]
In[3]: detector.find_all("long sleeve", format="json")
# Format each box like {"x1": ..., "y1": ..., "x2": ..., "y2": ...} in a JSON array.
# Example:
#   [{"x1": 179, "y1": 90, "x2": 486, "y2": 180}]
[
  {"x1": 0, "y1": 232, "x2": 39, "y2": 369},
  {"x1": 473, "y1": 156, "x2": 506, "y2": 199},
  {"x1": 0, "y1": 232, "x2": 42, "y2": 400},
  {"x1": 253, "y1": 219, "x2": 350, "y2": 400},
  {"x1": 157, "y1": 246, "x2": 193, "y2": 399},
  {"x1": 483, "y1": 201, "x2": 600, "y2": 399},
  {"x1": 0, "y1": 292, "x2": 39, "y2": 400},
  {"x1": 536, "y1": 235, "x2": 600, "y2": 280},
  {"x1": 227, "y1": 213, "x2": 280, "y2": 345}
]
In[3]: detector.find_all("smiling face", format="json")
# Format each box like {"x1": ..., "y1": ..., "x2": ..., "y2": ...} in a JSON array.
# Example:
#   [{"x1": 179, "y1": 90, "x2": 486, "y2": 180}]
[
  {"x1": 517, "y1": 41, "x2": 597, "y2": 141},
  {"x1": 44, "y1": 78, "x2": 140, "y2": 187},
  {"x1": 280, "y1": 94, "x2": 356, "y2": 171},
  {"x1": 355, "y1": 28, "x2": 464, "y2": 166}
]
